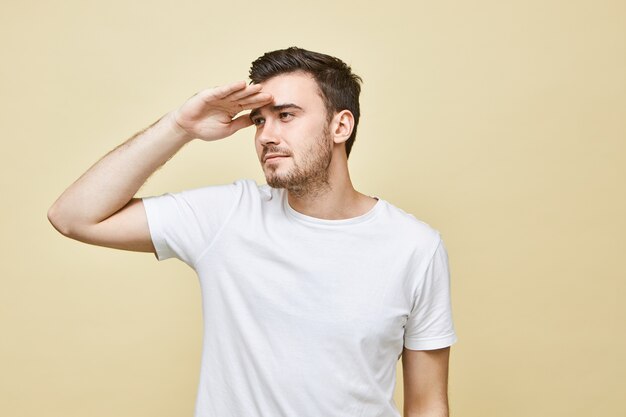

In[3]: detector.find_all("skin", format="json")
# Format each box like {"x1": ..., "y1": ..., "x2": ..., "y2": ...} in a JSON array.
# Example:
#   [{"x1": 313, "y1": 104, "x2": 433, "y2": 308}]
[
  {"x1": 47, "y1": 73, "x2": 451, "y2": 416},
  {"x1": 251, "y1": 74, "x2": 335, "y2": 198},
  {"x1": 48, "y1": 80, "x2": 273, "y2": 252},
  {"x1": 251, "y1": 71, "x2": 376, "y2": 218},
  {"x1": 402, "y1": 347, "x2": 451, "y2": 417}
]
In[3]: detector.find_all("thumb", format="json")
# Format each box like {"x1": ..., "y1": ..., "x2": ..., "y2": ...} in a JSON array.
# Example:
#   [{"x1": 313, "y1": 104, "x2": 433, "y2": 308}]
[{"x1": 228, "y1": 113, "x2": 254, "y2": 135}]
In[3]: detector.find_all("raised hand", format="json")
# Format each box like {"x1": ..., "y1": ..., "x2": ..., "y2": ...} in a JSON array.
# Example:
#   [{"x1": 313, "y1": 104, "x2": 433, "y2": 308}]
[{"x1": 172, "y1": 81, "x2": 273, "y2": 141}]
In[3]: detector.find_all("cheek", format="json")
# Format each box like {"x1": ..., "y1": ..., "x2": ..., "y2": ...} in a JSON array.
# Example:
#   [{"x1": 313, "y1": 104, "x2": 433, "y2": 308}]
[{"x1": 254, "y1": 134, "x2": 263, "y2": 155}]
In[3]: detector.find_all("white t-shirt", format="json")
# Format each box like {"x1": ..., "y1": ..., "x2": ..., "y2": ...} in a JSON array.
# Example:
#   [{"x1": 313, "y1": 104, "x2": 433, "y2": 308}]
[{"x1": 142, "y1": 179, "x2": 457, "y2": 417}]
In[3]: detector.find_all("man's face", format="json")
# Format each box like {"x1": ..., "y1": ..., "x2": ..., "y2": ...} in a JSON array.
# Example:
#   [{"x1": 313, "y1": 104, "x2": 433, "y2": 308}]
[{"x1": 250, "y1": 72, "x2": 333, "y2": 196}]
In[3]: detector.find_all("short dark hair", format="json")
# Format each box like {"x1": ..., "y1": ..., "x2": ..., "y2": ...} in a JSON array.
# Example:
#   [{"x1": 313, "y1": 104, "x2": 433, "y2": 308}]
[{"x1": 249, "y1": 47, "x2": 362, "y2": 158}]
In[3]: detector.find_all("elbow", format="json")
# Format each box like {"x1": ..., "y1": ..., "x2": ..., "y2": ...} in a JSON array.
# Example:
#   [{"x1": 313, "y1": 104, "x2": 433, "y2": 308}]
[
  {"x1": 47, "y1": 203, "x2": 67, "y2": 235},
  {"x1": 47, "y1": 202, "x2": 75, "y2": 237}
]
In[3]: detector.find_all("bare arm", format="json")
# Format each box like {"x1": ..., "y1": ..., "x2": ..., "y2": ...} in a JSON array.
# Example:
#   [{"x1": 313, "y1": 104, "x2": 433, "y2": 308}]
[
  {"x1": 47, "y1": 81, "x2": 272, "y2": 252},
  {"x1": 402, "y1": 347, "x2": 451, "y2": 417}
]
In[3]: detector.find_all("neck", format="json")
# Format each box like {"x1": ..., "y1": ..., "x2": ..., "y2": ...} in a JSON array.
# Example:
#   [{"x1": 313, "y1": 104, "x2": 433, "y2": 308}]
[{"x1": 287, "y1": 151, "x2": 377, "y2": 220}]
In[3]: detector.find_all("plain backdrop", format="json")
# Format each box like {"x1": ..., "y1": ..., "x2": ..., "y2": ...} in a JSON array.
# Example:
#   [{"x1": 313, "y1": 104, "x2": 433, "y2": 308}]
[{"x1": 1, "y1": 0, "x2": 624, "y2": 416}]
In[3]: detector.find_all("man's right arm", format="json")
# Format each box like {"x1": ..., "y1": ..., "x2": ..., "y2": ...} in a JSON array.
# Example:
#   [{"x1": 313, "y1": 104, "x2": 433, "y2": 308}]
[{"x1": 47, "y1": 81, "x2": 272, "y2": 253}]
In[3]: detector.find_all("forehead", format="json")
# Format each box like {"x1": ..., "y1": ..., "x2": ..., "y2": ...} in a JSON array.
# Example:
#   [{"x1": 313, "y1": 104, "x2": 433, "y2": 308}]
[{"x1": 257, "y1": 72, "x2": 324, "y2": 108}]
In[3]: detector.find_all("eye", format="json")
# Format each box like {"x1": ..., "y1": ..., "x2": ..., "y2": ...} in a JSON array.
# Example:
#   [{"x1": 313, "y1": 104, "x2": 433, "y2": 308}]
[
  {"x1": 279, "y1": 112, "x2": 294, "y2": 121},
  {"x1": 251, "y1": 116, "x2": 265, "y2": 126}
]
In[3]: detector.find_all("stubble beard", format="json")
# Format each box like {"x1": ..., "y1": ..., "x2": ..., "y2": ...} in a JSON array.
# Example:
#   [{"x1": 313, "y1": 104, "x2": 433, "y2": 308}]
[{"x1": 265, "y1": 125, "x2": 333, "y2": 199}]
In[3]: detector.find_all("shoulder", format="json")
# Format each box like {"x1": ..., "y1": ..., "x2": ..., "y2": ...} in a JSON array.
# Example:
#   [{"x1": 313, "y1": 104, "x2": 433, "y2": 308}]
[
  {"x1": 376, "y1": 199, "x2": 442, "y2": 250},
  {"x1": 232, "y1": 179, "x2": 285, "y2": 205},
  {"x1": 372, "y1": 200, "x2": 442, "y2": 263},
  {"x1": 171, "y1": 179, "x2": 275, "y2": 201},
  {"x1": 143, "y1": 179, "x2": 276, "y2": 217},
  {"x1": 235, "y1": 179, "x2": 273, "y2": 198}
]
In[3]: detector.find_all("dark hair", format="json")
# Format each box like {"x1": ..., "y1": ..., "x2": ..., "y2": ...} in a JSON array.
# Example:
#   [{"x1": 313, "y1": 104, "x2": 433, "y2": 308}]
[{"x1": 249, "y1": 47, "x2": 362, "y2": 158}]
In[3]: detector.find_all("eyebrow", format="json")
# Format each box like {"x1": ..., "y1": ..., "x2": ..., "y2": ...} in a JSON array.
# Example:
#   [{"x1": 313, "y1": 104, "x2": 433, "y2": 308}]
[{"x1": 249, "y1": 103, "x2": 304, "y2": 120}]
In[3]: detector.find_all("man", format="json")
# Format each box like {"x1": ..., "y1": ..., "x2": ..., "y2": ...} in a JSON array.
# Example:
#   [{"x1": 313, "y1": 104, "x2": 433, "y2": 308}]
[{"x1": 48, "y1": 47, "x2": 457, "y2": 417}]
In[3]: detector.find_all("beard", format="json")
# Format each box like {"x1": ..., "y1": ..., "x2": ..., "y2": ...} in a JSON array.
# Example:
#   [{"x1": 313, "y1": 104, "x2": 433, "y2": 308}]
[{"x1": 264, "y1": 125, "x2": 333, "y2": 198}]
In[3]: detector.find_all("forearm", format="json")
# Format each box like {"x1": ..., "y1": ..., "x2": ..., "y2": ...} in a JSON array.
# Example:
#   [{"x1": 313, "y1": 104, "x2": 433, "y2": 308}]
[
  {"x1": 48, "y1": 112, "x2": 192, "y2": 235},
  {"x1": 404, "y1": 406, "x2": 449, "y2": 417},
  {"x1": 404, "y1": 396, "x2": 449, "y2": 417}
]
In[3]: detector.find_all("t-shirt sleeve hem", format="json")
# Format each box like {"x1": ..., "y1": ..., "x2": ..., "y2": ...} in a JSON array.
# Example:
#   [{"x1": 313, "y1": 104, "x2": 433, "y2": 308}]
[
  {"x1": 142, "y1": 196, "x2": 175, "y2": 261},
  {"x1": 403, "y1": 333, "x2": 458, "y2": 351}
]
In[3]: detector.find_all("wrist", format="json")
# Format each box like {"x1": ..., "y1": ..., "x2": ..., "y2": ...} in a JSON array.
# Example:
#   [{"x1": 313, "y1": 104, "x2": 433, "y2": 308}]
[{"x1": 164, "y1": 111, "x2": 195, "y2": 144}]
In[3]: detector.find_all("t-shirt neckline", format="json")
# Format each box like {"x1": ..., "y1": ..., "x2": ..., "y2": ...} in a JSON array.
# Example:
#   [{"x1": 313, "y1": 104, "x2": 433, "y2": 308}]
[{"x1": 282, "y1": 192, "x2": 382, "y2": 227}]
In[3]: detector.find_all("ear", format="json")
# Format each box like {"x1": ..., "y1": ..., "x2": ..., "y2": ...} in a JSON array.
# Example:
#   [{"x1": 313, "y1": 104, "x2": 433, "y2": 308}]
[{"x1": 330, "y1": 110, "x2": 354, "y2": 144}]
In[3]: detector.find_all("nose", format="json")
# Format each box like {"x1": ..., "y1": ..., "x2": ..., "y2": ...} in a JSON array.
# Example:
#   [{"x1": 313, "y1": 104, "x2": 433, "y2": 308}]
[{"x1": 256, "y1": 118, "x2": 281, "y2": 147}]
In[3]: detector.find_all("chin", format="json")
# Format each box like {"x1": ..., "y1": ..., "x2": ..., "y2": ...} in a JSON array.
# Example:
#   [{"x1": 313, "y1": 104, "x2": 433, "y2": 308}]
[
  {"x1": 265, "y1": 175, "x2": 288, "y2": 189},
  {"x1": 264, "y1": 166, "x2": 288, "y2": 184},
  {"x1": 265, "y1": 170, "x2": 297, "y2": 189}
]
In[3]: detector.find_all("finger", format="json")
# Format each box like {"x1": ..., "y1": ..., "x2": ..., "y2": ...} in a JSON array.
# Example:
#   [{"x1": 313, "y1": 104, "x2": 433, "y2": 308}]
[
  {"x1": 226, "y1": 83, "x2": 264, "y2": 101},
  {"x1": 201, "y1": 80, "x2": 247, "y2": 101},
  {"x1": 228, "y1": 113, "x2": 254, "y2": 134},
  {"x1": 236, "y1": 92, "x2": 274, "y2": 108}
]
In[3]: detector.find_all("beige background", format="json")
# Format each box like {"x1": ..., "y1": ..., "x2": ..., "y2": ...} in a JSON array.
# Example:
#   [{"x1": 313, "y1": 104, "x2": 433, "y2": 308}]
[{"x1": 1, "y1": 0, "x2": 624, "y2": 416}]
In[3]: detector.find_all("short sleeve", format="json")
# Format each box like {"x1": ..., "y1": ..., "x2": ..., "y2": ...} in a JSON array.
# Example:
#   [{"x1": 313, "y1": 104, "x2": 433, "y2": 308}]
[
  {"x1": 142, "y1": 181, "x2": 242, "y2": 266},
  {"x1": 404, "y1": 237, "x2": 457, "y2": 350}
]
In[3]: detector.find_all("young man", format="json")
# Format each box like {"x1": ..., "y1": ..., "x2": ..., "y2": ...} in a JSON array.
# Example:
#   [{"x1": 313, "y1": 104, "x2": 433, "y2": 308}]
[{"x1": 48, "y1": 47, "x2": 457, "y2": 417}]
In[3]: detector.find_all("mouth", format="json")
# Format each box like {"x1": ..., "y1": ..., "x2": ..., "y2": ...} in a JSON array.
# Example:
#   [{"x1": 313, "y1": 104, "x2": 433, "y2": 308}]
[{"x1": 263, "y1": 154, "x2": 290, "y2": 163}]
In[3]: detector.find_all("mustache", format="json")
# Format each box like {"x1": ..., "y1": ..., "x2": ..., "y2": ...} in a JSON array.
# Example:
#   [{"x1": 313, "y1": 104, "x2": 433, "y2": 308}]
[{"x1": 261, "y1": 146, "x2": 292, "y2": 159}]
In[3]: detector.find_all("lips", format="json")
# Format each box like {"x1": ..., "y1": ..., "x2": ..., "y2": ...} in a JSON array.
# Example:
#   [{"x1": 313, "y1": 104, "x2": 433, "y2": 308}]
[{"x1": 263, "y1": 153, "x2": 290, "y2": 163}]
